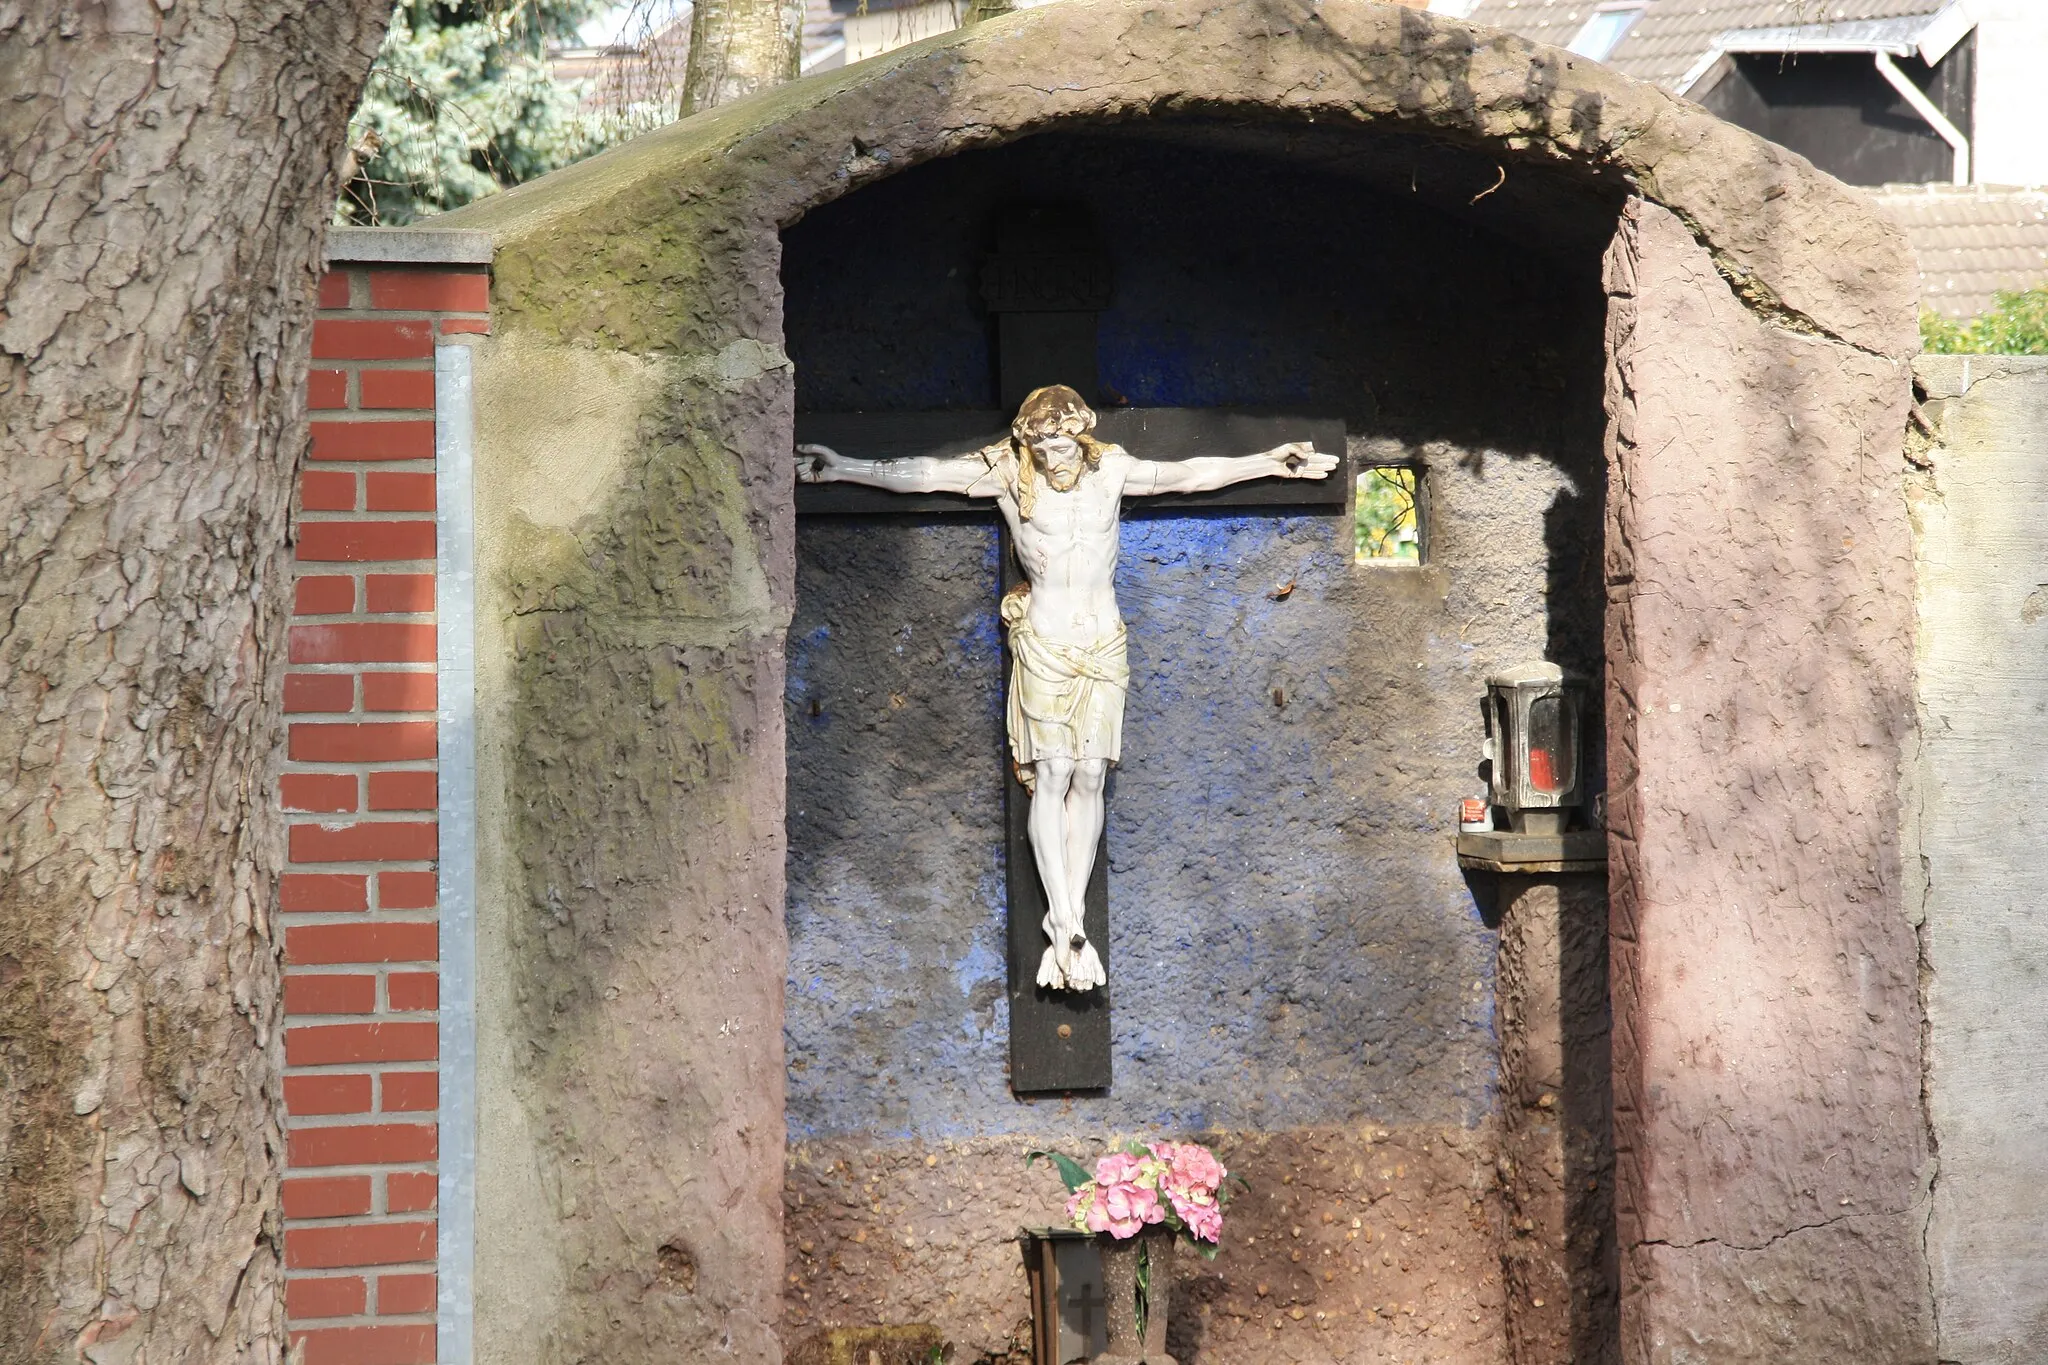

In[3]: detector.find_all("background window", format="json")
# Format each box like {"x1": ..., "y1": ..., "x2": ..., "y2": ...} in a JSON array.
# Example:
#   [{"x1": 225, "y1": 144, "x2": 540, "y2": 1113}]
[
  {"x1": 1568, "y1": 4, "x2": 1645, "y2": 62},
  {"x1": 1355, "y1": 466, "x2": 1422, "y2": 563}
]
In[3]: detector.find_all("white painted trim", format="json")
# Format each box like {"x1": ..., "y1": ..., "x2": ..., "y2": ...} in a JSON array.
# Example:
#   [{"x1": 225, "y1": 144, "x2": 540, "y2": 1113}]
[
  {"x1": 1677, "y1": 50, "x2": 1732, "y2": 100},
  {"x1": 1917, "y1": 0, "x2": 1977, "y2": 66},
  {"x1": 434, "y1": 343, "x2": 479, "y2": 1365},
  {"x1": 1875, "y1": 51, "x2": 1972, "y2": 185},
  {"x1": 1680, "y1": 4, "x2": 1979, "y2": 96}
]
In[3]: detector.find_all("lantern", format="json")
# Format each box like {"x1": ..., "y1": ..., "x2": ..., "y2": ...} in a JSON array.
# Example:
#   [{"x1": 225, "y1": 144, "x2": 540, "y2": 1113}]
[
  {"x1": 1021, "y1": 1227, "x2": 1107, "y2": 1364},
  {"x1": 1483, "y1": 661, "x2": 1586, "y2": 833}
]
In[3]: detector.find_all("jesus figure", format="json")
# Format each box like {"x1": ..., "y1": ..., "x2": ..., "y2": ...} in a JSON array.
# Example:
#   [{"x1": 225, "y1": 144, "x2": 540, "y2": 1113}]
[{"x1": 798, "y1": 386, "x2": 1338, "y2": 991}]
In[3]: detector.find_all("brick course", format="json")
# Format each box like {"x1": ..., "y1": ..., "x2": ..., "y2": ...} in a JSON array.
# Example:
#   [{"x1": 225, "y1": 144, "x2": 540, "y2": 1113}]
[
  {"x1": 297, "y1": 520, "x2": 437, "y2": 563},
  {"x1": 282, "y1": 260, "x2": 485, "y2": 1362},
  {"x1": 378, "y1": 871, "x2": 436, "y2": 909},
  {"x1": 288, "y1": 1123, "x2": 438, "y2": 1169},
  {"x1": 291, "y1": 623, "x2": 437, "y2": 664},
  {"x1": 285, "y1": 974, "x2": 379, "y2": 1015},
  {"x1": 363, "y1": 672, "x2": 436, "y2": 711},
  {"x1": 289, "y1": 1276, "x2": 370, "y2": 1319},
  {"x1": 288, "y1": 921, "x2": 438, "y2": 965},
  {"x1": 312, "y1": 318, "x2": 434, "y2": 360},
  {"x1": 291, "y1": 1323, "x2": 436, "y2": 1365},
  {"x1": 284, "y1": 1073, "x2": 376, "y2": 1117},
  {"x1": 290, "y1": 722, "x2": 437, "y2": 762},
  {"x1": 286, "y1": 674, "x2": 358, "y2": 713},
  {"x1": 359, "y1": 369, "x2": 437, "y2": 410},
  {"x1": 282, "y1": 773, "x2": 360, "y2": 813},
  {"x1": 311, "y1": 419, "x2": 436, "y2": 462},
  {"x1": 284, "y1": 1176, "x2": 376, "y2": 1220},
  {"x1": 280, "y1": 873, "x2": 370, "y2": 913}
]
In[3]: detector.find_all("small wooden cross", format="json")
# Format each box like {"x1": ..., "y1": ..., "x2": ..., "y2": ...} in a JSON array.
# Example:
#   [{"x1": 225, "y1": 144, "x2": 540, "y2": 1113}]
[{"x1": 795, "y1": 206, "x2": 1347, "y2": 1094}]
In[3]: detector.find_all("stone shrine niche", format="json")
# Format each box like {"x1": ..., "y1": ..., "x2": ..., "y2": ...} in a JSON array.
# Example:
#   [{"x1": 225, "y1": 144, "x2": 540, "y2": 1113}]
[
  {"x1": 779, "y1": 125, "x2": 1615, "y2": 1361},
  {"x1": 442, "y1": 6, "x2": 1927, "y2": 1361}
]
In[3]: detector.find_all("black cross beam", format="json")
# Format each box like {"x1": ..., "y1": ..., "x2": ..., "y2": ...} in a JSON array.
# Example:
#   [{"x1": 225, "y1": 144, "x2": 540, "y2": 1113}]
[{"x1": 793, "y1": 206, "x2": 1347, "y2": 1095}]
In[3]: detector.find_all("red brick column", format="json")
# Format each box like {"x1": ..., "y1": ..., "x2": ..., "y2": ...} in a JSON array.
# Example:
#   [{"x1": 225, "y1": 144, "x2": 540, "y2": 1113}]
[{"x1": 281, "y1": 244, "x2": 487, "y2": 1365}]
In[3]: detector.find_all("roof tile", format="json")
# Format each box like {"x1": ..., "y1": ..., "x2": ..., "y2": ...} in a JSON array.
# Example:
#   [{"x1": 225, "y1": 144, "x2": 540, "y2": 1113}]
[{"x1": 1871, "y1": 186, "x2": 2048, "y2": 317}]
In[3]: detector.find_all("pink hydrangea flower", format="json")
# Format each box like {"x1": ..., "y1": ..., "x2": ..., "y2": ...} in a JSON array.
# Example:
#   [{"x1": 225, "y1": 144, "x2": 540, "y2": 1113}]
[
  {"x1": 1177, "y1": 1196, "x2": 1223, "y2": 1243},
  {"x1": 1142, "y1": 1142, "x2": 1228, "y2": 1242},
  {"x1": 1055, "y1": 1143, "x2": 1227, "y2": 1243},
  {"x1": 1151, "y1": 1141, "x2": 1225, "y2": 1194},
  {"x1": 1076, "y1": 1154, "x2": 1168, "y2": 1240},
  {"x1": 1085, "y1": 1180, "x2": 1164, "y2": 1239}
]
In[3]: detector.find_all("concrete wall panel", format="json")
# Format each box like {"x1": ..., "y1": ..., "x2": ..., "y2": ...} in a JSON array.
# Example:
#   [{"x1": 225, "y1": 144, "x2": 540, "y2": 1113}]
[
  {"x1": 1969, "y1": 3, "x2": 2048, "y2": 188},
  {"x1": 468, "y1": 329, "x2": 797, "y2": 1362},
  {"x1": 1911, "y1": 354, "x2": 2048, "y2": 1365}
]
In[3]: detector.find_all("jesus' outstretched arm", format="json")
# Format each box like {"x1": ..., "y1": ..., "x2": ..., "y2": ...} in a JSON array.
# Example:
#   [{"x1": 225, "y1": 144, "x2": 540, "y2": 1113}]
[
  {"x1": 796, "y1": 442, "x2": 1008, "y2": 497},
  {"x1": 1121, "y1": 440, "x2": 1339, "y2": 495}
]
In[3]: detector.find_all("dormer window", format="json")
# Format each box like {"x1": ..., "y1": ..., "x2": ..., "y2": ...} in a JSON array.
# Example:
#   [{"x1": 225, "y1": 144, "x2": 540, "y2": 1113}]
[{"x1": 1568, "y1": 2, "x2": 1646, "y2": 62}]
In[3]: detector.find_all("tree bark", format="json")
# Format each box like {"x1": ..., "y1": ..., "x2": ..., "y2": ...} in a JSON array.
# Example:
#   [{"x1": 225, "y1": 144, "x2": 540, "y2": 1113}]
[
  {"x1": 0, "y1": 3, "x2": 388, "y2": 1361},
  {"x1": 683, "y1": 0, "x2": 804, "y2": 114}
]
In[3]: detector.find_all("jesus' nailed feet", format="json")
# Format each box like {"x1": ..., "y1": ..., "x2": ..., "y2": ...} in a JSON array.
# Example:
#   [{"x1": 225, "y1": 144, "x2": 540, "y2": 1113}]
[{"x1": 795, "y1": 385, "x2": 1337, "y2": 992}]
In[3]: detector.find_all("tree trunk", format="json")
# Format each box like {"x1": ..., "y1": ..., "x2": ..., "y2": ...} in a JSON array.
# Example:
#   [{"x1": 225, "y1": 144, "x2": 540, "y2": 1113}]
[
  {"x1": 962, "y1": 0, "x2": 1016, "y2": 25},
  {"x1": 683, "y1": 0, "x2": 804, "y2": 114},
  {"x1": 0, "y1": 3, "x2": 389, "y2": 1361}
]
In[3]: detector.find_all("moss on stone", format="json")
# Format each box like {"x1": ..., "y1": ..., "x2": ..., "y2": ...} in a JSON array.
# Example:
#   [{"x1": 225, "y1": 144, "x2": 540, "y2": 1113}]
[{"x1": 786, "y1": 1324, "x2": 947, "y2": 1365}]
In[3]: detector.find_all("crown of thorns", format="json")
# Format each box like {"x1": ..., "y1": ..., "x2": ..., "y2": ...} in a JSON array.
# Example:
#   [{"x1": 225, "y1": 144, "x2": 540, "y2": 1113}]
[{"x1": 1012, "y1": 384, "x2": 1096, "y2": 438}]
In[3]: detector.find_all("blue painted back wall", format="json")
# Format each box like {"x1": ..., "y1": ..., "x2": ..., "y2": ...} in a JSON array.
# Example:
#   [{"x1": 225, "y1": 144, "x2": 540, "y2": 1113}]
[{"x1": 782, "y1": 130, "x2": 1610, "y2": 1142}]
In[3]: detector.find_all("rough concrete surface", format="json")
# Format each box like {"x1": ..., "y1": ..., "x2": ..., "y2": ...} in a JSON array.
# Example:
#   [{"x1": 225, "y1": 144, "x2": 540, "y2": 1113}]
[
  {"x1": 467, "y1": 329, "x2": 797, "y2": 1365},
  {"x1": 778, "y1": 124, "x2": 1610, "y2": 1363},
  {"x1": 1602, "y1": 201, "x2": 1926, "y2": 1362},
  {"x1": 430, "y1": 1, "x2": 1923, "y2": 1359},
  {"x1": 784, "y1": 127, "x2": 1609, "y2": 1151},
  {"x1": 786, "y1": 1127, "x2": 1507, "y2": 1363},
  {"x1": 1493, "y1": 876, "x2": 1615, "y2": 1365},
  {"x1": 1909, "y1": 354, "x2": 2048, "y2": 1365}
]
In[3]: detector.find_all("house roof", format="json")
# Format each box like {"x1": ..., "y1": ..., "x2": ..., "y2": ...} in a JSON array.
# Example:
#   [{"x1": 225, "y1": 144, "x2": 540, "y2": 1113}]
[
  {"x1": 1871, "y1": 185, "x2": 2048, "y2": 319},
  {"x1": 1461, "y1": 0, "x2": 1949, "y2": 91}
]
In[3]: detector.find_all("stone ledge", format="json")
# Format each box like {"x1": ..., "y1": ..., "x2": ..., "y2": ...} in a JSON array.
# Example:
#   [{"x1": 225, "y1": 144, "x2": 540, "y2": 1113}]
[
  {"x1": 327, "y1": 225, "x2": 493, "y2": 266},
  {"x1": 1913, "y1": 351, "x2": 2048, "y2": 398},
  {"x1": 1456, "y1": 829, "x2": 1607, "y2": 873}
]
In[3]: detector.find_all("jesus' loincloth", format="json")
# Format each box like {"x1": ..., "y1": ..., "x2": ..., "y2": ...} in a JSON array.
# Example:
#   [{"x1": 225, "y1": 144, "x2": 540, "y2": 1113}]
[{"x1": 1000, "y1": 587, "x2": 1129, "y2": 791}]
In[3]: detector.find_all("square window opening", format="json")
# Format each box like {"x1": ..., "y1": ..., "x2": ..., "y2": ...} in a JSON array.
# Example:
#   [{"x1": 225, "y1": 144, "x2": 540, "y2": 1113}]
[
  {"x1": 1355, "y1": 465, "x2": 1423, "y2": 565},
  {"x1": 1568, "y1": 4, "x2": 1645, "y2": 62}
]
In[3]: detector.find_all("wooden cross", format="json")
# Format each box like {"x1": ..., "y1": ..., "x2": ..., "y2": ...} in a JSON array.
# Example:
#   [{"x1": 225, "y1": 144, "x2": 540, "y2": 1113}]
[{"x1": 795, "y1": 206, "x2": 1347, "y2": 1094}]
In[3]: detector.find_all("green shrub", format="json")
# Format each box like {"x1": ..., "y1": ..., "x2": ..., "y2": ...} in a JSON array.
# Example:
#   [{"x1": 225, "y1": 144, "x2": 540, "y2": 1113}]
[
  {"x1": 340, "y1": 0, "x2": 655, "y2": 226},
  {"x1": 1921, "y1": 288, "x2": 2048, "y2": 355}
]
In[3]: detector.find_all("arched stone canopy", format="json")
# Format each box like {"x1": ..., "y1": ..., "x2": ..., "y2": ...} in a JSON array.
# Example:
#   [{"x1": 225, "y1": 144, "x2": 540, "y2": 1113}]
[
  {"x1": 458, "y1": 0, "x2": 1915, "y2": 357},
  {"x1": 440, "y1": 4, "x2": 1926, "y2": 1362}
]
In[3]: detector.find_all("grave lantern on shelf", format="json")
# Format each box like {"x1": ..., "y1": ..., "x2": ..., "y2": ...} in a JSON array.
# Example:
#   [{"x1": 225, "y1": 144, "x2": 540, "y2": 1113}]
[
  {"x1": 1458, "y1": 659, "x2": 1604, "y2": 873},
  {"x1": 1021, "y1": 1226, "x2": 1106, "y2": 1365},
  {"x1": 1483, "y1": 660, "x2": 1587, "y2": 833}
]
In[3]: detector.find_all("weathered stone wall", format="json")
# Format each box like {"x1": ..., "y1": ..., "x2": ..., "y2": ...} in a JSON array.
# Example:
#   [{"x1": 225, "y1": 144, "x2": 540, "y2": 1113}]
[
  {"x1": 467, "y1": 328, "x2": 796, "y2": 1363},
  {"x1": 1908, "y1": 354, "x2": 2048, "y2": 1365},
  {"x1": 430, "y1": 2, "x2": 1924, "y2": 1360},
  {"x1": 1603, "y1": 200, "x2": 1926, "y2": 1363}
]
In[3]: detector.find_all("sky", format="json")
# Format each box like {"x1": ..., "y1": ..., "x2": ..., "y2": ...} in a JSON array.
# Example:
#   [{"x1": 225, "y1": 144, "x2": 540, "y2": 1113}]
[{"x1": 576, "y1": 0, "x2": 692, "y2": 48}]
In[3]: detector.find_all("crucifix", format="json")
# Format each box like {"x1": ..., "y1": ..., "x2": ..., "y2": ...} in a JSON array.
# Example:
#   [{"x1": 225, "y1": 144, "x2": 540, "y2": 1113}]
[{"x1": 793, "y1": 205, "x2": 1348, "y2": 1094}]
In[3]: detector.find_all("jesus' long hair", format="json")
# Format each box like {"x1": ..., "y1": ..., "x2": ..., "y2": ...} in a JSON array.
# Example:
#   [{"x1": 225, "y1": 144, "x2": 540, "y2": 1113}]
[{"x1": 1010, "y1": 384, "x2": 1108, "y2": 520}]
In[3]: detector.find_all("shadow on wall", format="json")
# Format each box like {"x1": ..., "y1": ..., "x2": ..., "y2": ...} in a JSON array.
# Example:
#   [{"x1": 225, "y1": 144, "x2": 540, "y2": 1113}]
[{"x1": 780, "y1": 124, "x2": 1617, "y2": 1142}]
